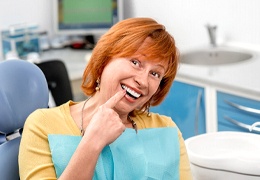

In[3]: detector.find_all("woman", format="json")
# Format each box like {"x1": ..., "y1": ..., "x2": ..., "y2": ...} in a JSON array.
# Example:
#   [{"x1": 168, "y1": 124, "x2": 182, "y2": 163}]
[{"x1": 19, "y1": 17, "x2": 192, "y2": 179}]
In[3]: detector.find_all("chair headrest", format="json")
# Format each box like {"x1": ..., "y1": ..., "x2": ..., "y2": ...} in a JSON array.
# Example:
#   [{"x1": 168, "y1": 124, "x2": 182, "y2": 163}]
[{"x1": 0, "y1": 60, "x2": 49, "y2": 134}]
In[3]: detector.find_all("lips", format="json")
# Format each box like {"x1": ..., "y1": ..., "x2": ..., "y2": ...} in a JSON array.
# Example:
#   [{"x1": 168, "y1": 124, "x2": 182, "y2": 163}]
[{"x1": 121, "y1": 84, "x2": 141, "y2": 99}]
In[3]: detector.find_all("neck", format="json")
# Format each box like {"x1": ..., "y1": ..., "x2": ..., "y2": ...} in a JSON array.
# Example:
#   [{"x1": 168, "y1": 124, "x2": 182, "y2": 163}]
[
  {"x1": 128, "y1": 115, "x2": 137, "y2": 133},
  {"x1": 122, "y1": 120, "x2": 131, "y2": 125}
]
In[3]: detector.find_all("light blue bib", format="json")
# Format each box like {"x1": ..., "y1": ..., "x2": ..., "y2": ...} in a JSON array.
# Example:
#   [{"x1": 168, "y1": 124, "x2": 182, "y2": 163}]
[{"x1": 48, "y1": 127, "x2": 180, "y2": 179}]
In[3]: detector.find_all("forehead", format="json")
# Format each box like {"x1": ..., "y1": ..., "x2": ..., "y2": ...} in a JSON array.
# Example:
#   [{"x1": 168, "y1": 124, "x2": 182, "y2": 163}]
[{"x1": 133, "y1": 37, "x2": 169, "y2": 66}]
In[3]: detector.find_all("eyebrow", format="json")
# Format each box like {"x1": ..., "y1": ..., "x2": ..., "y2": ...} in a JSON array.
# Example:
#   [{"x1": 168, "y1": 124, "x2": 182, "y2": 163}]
[
  {"x1": 156, "y1": 64, "x2": 166, "y2": 72},
  {"x1": 134, "y1": 53, "x2": 167, "y2": 71}
]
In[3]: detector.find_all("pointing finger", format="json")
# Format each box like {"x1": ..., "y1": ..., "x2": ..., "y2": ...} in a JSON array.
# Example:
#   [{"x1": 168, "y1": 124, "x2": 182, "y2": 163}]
[{"x1": 103, "y1": 90, "x2": 126, "y2": 108}]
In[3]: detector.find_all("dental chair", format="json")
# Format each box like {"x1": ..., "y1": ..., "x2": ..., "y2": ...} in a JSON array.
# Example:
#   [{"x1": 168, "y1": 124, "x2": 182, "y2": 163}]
[{"x1": 0, "y1": 59, "x2": 49, "y2": 179}]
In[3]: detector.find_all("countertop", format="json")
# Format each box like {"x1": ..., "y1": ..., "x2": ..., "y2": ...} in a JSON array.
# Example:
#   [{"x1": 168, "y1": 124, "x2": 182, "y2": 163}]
[{"x1": 40, "y1": 48, "x2": 90, "y2": 81}]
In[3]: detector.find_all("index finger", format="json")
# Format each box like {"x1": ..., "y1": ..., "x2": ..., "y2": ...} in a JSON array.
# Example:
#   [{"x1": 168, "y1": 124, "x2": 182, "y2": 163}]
[{"x1": 103, "y1": 90, "x2": 126, "y2": 108}]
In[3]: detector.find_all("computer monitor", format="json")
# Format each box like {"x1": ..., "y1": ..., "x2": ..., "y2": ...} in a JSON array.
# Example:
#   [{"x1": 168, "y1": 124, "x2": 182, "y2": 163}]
[{"x1": 52, "y1": 0, "x2": 124, "y2": 36}]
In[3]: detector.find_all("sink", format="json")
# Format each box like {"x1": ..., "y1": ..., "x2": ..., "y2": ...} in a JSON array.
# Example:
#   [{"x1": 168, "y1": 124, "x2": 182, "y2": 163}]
[
  {"x1": 180, "y1": 47, "x2": 253, "y2": 66},
  {"x1": 185, "y1": 131, "x2": 260, "y2": 179}
]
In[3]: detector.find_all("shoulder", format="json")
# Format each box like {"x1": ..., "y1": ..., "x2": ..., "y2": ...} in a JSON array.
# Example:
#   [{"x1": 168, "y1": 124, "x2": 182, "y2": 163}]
[{"x1": 24, "y1": 101, "x2": 72, "y2": 132}]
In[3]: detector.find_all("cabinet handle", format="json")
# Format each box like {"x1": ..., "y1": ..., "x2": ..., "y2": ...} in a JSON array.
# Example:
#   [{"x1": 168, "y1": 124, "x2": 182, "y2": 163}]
[
  {"x1": 224, "y1": 100, "x2": 260, "y2": 115},
  {"x1": 195, "y1": 90, "x2": 203, "y2": 135},
  {"x1": 224, "y1": 116, "x2": 260, "y2": 133}
]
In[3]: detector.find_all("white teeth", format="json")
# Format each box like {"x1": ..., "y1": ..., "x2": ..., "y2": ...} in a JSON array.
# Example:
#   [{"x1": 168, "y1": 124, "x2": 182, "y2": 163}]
[{"x1": 122, "y1": 85, "x2": 141, "y2": 98}]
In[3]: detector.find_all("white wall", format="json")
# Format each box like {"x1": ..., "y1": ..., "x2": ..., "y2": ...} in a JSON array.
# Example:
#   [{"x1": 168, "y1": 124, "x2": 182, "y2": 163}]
[
  {"x1": 0, "y1": 0, "x2": 52, "y2": 59},
  {"x1": 0, "y1": 0, "x2": 52, "y2": 32},
  {"x1": 125, "y1": 0, "x2": 260, "y2": 51},
  {"x1": 1, "y1": 0, "x2": 260, "y2": 58}
]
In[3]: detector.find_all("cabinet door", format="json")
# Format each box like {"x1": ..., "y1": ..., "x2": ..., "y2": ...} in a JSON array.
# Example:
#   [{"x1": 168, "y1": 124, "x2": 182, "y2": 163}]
[
  {"x1": 217, "y1": 91, "x2": 260, "y2": 133},
  {"x1": 151, "y1": 81, "x2": 206, "y2": 139}
]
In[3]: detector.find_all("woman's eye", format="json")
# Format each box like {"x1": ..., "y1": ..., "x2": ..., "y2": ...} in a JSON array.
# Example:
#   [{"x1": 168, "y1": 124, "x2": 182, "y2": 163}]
[
  {"x1": 131, "y1": 59, "x2": 140, "y2": 67},
  {"x1": 151, "y1": 71, "x2": 161, "y2": 78}
]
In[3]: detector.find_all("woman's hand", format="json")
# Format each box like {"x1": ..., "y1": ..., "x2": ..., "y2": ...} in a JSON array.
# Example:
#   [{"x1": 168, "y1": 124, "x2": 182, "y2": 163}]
[{"x1": 83, "y1": 90, "x2": 126, "y2": 148}]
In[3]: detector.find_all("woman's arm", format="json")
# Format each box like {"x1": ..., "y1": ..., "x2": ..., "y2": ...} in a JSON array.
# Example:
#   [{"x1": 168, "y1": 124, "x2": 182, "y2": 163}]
[
  {"x1": 19, "y1": 92, "x2": 126, "y2": 179},
  {"x1": 59, "y1": 90, "x2": 126, "y2": 179}
]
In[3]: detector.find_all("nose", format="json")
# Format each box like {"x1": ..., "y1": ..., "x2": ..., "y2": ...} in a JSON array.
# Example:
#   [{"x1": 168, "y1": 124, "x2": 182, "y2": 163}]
[{"x1": 134, "y1": 71, "x2": 149, "y2": 88}]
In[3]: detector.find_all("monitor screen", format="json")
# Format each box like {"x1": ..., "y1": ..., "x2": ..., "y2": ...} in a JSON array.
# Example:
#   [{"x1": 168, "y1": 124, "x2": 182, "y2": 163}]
[{"x1": 52, "y1": 0, "x2": 124, "y2": 36}]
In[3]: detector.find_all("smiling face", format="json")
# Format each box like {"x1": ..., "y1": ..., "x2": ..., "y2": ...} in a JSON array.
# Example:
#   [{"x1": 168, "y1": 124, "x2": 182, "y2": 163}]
[
  {"x1": 99, "y1": 38, "x2": 167, "y2": 116},
  {"x1": 82, "y1": 18, "x2": 179, "y2": 112}
]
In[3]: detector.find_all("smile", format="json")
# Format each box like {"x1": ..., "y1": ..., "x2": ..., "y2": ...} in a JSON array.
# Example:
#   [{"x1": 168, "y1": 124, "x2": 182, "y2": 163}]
[{"x1": 121, "y1": 84, "x2": 141, "y2": 99}]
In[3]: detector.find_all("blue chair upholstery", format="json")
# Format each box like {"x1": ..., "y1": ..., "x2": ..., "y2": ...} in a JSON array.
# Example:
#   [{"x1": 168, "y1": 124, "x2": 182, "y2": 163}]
[{"x1": 0, "y1": 59, "x2": 49, "y2": 179}]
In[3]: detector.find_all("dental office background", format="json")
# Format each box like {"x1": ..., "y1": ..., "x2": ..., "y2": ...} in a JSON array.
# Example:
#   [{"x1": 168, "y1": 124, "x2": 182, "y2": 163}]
[{"x1": 0, "y1": 0, "x2": 260, "y2": 60}]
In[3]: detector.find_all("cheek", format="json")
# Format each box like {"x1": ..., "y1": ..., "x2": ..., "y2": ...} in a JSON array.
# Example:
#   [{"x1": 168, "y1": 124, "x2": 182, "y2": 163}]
[
  {"x1": 149, "y1": 81, "x2": 161, "y2": 94},
  {"x1": 144, "y1": 83, "x2": 160, "y2": 102}
]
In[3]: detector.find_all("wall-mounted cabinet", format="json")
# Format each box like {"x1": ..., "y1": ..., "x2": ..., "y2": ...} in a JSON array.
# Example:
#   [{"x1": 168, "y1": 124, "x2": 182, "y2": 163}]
[
  {"x1": 151, "y1": 81, "x2": 206, "y2": 139},
  {"x1": 151, "y1": 79, "x2": 260, "y2": 139},
  {"x1": 217, "y1": 91, "x2": 260, "y2": 133}
]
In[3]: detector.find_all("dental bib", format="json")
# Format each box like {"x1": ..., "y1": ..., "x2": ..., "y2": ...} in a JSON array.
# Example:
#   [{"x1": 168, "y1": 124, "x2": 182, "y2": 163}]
[{"x1": 48, "y1": 127, "x2": 180, "y2": 179}]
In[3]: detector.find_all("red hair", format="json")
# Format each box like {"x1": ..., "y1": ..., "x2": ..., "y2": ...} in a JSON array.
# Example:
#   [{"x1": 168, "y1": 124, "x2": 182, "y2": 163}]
[{"x1": 82, "y1": 17, "x2": 179, "y2": 110}]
